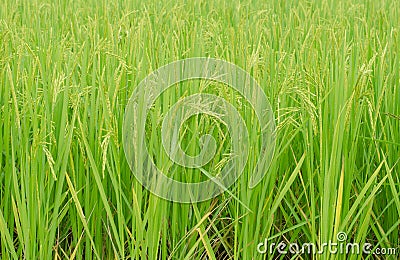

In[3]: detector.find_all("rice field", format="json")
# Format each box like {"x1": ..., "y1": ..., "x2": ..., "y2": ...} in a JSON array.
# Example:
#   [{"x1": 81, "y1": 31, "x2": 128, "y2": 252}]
[{"x1": 0, "y1": 0, "x2": 399, "y2": 259}]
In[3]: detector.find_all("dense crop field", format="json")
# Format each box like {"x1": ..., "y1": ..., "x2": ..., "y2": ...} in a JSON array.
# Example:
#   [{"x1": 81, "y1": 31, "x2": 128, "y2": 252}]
[{"x1": 0, "y1": 0, "x2": 399, "y2": 259}]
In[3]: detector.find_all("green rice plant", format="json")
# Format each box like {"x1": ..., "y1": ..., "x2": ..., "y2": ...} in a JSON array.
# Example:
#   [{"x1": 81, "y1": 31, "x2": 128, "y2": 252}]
[{"x1": 0, "y1": 0, "x2": 399, "y2": 259}]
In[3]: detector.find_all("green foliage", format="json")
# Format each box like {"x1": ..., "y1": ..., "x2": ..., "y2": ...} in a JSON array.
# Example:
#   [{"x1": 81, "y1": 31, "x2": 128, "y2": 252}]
[{"x1": 0, "y1": 0, "x2": 399, "y2": 259}]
